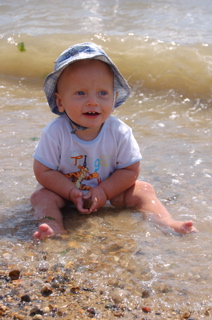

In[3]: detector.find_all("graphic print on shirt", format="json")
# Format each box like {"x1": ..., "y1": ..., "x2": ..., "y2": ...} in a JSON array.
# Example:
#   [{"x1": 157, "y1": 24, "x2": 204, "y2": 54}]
[{"x1": 64, "y1": 155, "x2": 99, "y2": 190}]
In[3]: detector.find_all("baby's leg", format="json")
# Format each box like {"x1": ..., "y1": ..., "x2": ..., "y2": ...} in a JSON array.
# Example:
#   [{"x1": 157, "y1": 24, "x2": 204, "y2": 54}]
[
  {"x1": 111, "y1": 180, "x2": 197, "y2": 234},
  {"x1": 30, "y1": 188, "x2": 67, "y2": 240}
]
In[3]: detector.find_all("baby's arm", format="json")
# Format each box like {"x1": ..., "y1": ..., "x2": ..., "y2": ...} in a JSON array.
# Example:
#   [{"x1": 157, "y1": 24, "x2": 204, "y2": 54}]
[
  {"x1": 84, "y1": 161, "x2": 140, "y2": 213},
  {"x1": 33, "y1": 159, "x2": 89, "y2": 213},
  {"x1": 100, "y1": 161, "x2": 140, "y2": 199}
]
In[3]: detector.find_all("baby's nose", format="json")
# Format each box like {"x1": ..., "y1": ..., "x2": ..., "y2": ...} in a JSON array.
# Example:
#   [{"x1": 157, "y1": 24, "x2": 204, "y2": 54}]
[{"x1": 86, "y1": 94, "x2": 98, "y2": 106}]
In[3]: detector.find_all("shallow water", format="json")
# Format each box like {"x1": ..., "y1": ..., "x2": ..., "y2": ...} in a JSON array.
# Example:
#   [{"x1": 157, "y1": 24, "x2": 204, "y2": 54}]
[
  {"x1": 0, "y1": 0, "x2": 212, "y2": 317},
  {"x1": 1, "y1": 85, "x2": 211, "y2": 317},
  {"x1": 1, "y1": 0, "x2": 212, "y2": 44}
]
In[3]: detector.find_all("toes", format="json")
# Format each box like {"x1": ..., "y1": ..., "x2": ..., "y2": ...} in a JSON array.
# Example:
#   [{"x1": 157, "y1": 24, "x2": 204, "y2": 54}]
[
  {"x1": 182, "y1": 221, "x2": 198, "y2": 233},
  {"x1": 184, "y1": 220, "x2": 193, "y2": 229},
  {"x1": 33, "y1": 223, "x2": 55, "y2": 240},
  {"x1": 39, "y1": 223, "x2": 52, "y2": 233},
  {"x1": 33, "y1": 231, "x2": 40, "y2": 239}
]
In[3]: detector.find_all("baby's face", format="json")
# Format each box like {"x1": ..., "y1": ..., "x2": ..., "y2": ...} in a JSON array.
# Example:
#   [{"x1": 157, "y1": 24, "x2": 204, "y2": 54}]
[{"x1": 55, "y1": 59, "x2": 114, "y2": 133}]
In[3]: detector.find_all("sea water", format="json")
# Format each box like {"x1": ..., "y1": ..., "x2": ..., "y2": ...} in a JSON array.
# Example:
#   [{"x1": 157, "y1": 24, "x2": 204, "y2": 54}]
[{"x1": 0, "y1": 0, "x2": 212, "y2": 316}]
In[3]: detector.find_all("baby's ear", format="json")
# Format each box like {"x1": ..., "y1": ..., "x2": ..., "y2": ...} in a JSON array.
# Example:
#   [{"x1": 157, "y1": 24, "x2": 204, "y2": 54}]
[{"x1": 55, "y1": 93, "x2": 65, "y2": 112}]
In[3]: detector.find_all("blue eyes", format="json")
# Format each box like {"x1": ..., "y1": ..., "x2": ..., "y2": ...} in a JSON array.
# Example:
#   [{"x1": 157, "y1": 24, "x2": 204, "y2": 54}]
[
  {"x1": 100, "y1": 91, "x2": 107, "y2": 96},
  {"x1": 76, "y1": 91, "x2": 108, "y2": 96}
]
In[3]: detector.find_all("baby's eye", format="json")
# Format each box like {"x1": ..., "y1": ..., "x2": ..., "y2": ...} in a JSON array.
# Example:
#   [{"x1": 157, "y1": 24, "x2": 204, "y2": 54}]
[
  {"x1": 76, "y1": 91, "x2": 85, "y2": 95},
  {"x1": 99, "y1": 91, "x2": 107, "y2": 96}
]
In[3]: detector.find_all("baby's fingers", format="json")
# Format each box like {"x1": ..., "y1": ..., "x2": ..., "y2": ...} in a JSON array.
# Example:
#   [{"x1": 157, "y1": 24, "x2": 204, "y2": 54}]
[{"x1": 83, "y1": 189, "x2": 92, "y2": 199}]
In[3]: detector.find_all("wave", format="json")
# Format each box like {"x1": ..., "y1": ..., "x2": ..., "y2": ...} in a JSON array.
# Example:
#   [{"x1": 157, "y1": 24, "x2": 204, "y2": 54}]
[{"x1": 1, "y1": 33, "x2": 212, "y2": 102}]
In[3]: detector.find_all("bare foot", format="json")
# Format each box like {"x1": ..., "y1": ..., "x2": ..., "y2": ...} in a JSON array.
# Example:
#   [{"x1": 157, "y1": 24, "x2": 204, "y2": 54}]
[
  {"x1": 33, "y1": 223, "x2": 55, "y2": 240},
  {"x1": 169, "y1": 220, "x2": 198, "y2": 234},
  {"x1": 33, "y1": 222, "x2": 67, "y2": 240}
]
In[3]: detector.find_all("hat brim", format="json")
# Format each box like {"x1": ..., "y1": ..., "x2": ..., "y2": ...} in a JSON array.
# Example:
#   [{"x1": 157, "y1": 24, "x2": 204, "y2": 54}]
[{"x1": 44, "y1": 43, "x2": 131, "y2": 115}]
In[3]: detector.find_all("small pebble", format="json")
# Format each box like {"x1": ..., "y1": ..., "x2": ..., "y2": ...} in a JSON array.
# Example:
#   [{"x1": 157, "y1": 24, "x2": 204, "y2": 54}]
[
  {"x1": 42, "y1": 306, "x2": 50, "y2": 313},
  {"x1": 21, "y1": 294, "x2": 31, "y2": 302},
  {"x1": 70, "y1": 286, "x2": 80, "y2": 294},
  {"x1": 83, "y1": 198, "x2": 93, "y2": 209},
  {"x1": 29, "y1": 306, "x2": 43, "y2": 316},
  {"x1": 112, "y1": 289, "x2": 129, "y2": 304},
  {"x1": 205, "y1": 307, "x2": 212, "y2": 315},
  {"x1": 87, "y1": 307, "x2": 96, "y2": 315},
  {"x1": 0, "y1": 305, "x2": 8, "y2": 315},
  {"x1": 142, "y1": 289, "x2": 151, "y2": 298},
  {"x1": 113, "y1": 310, "x2": 124, "y2": 317},
  {"x1": 9, "y1": 270, "x2": 20, "y2": 280},
  {"x1": 41, "y1": 284, "x2": 53, "y2": 296},
  {"x1": 57, "y1": 310, "x2": 63, "y2": 316},
  {"x1": 181, "y1": 311, "x2": 191, "y2": 318},
  {"x1": 142, "y1": 306, "x2": 151, "y2": 313}
]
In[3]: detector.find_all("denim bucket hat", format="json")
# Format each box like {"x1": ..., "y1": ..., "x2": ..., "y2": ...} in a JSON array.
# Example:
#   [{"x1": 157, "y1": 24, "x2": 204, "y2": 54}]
[{"x1": 44, "y1": 42, "x2": 131, "y2": 115}]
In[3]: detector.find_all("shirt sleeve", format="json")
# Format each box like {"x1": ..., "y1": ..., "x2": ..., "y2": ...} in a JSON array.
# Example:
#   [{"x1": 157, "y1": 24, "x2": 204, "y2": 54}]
[
  {"x1": 33, "y1": 126, "x2": 61, "y2": 170},
  {"x1": 116, "y1": 126, "x2": 142, "y2": 169}
]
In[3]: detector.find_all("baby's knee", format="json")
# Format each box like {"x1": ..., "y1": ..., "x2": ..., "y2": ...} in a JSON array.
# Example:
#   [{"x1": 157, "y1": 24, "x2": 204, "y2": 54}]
[
  {"x1": 30, "y1": 188, "x2": 54, "y2": 204},
  {"x1": 31, "y1": 188, "x2": 65, "y2": 208},
  {"x1": 135, "y1": 180, "x2": 156, "y2": 196},
  {"x1": 30, "y1": 188, "x2": 45, "y2": 206}
]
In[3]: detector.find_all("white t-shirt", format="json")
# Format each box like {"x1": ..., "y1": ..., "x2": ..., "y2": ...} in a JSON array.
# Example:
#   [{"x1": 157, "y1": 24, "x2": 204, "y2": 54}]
[{"x1": 33, "y1": 114, "x2": 142, "y2": 191}]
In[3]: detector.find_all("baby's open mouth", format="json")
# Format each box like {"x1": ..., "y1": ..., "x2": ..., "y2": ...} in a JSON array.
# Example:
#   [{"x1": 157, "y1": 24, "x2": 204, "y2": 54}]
[{"x1": 84, "y1": 112, "x2": 100, "y2": 115}]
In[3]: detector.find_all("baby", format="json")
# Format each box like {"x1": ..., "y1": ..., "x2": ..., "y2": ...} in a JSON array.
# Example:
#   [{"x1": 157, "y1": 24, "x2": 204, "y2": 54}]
[{"x1": 31, "y1": 42, "x2": 197, "y2": 240}]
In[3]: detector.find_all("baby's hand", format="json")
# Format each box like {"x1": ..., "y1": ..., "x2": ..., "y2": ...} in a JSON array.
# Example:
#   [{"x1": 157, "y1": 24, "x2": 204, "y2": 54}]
[
  {"x1": 83, "y1": 186, "x2": 107, "y2": 213},
  {"x1": 69, "y1": 187, "x2": 85, "y2": 212}
]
